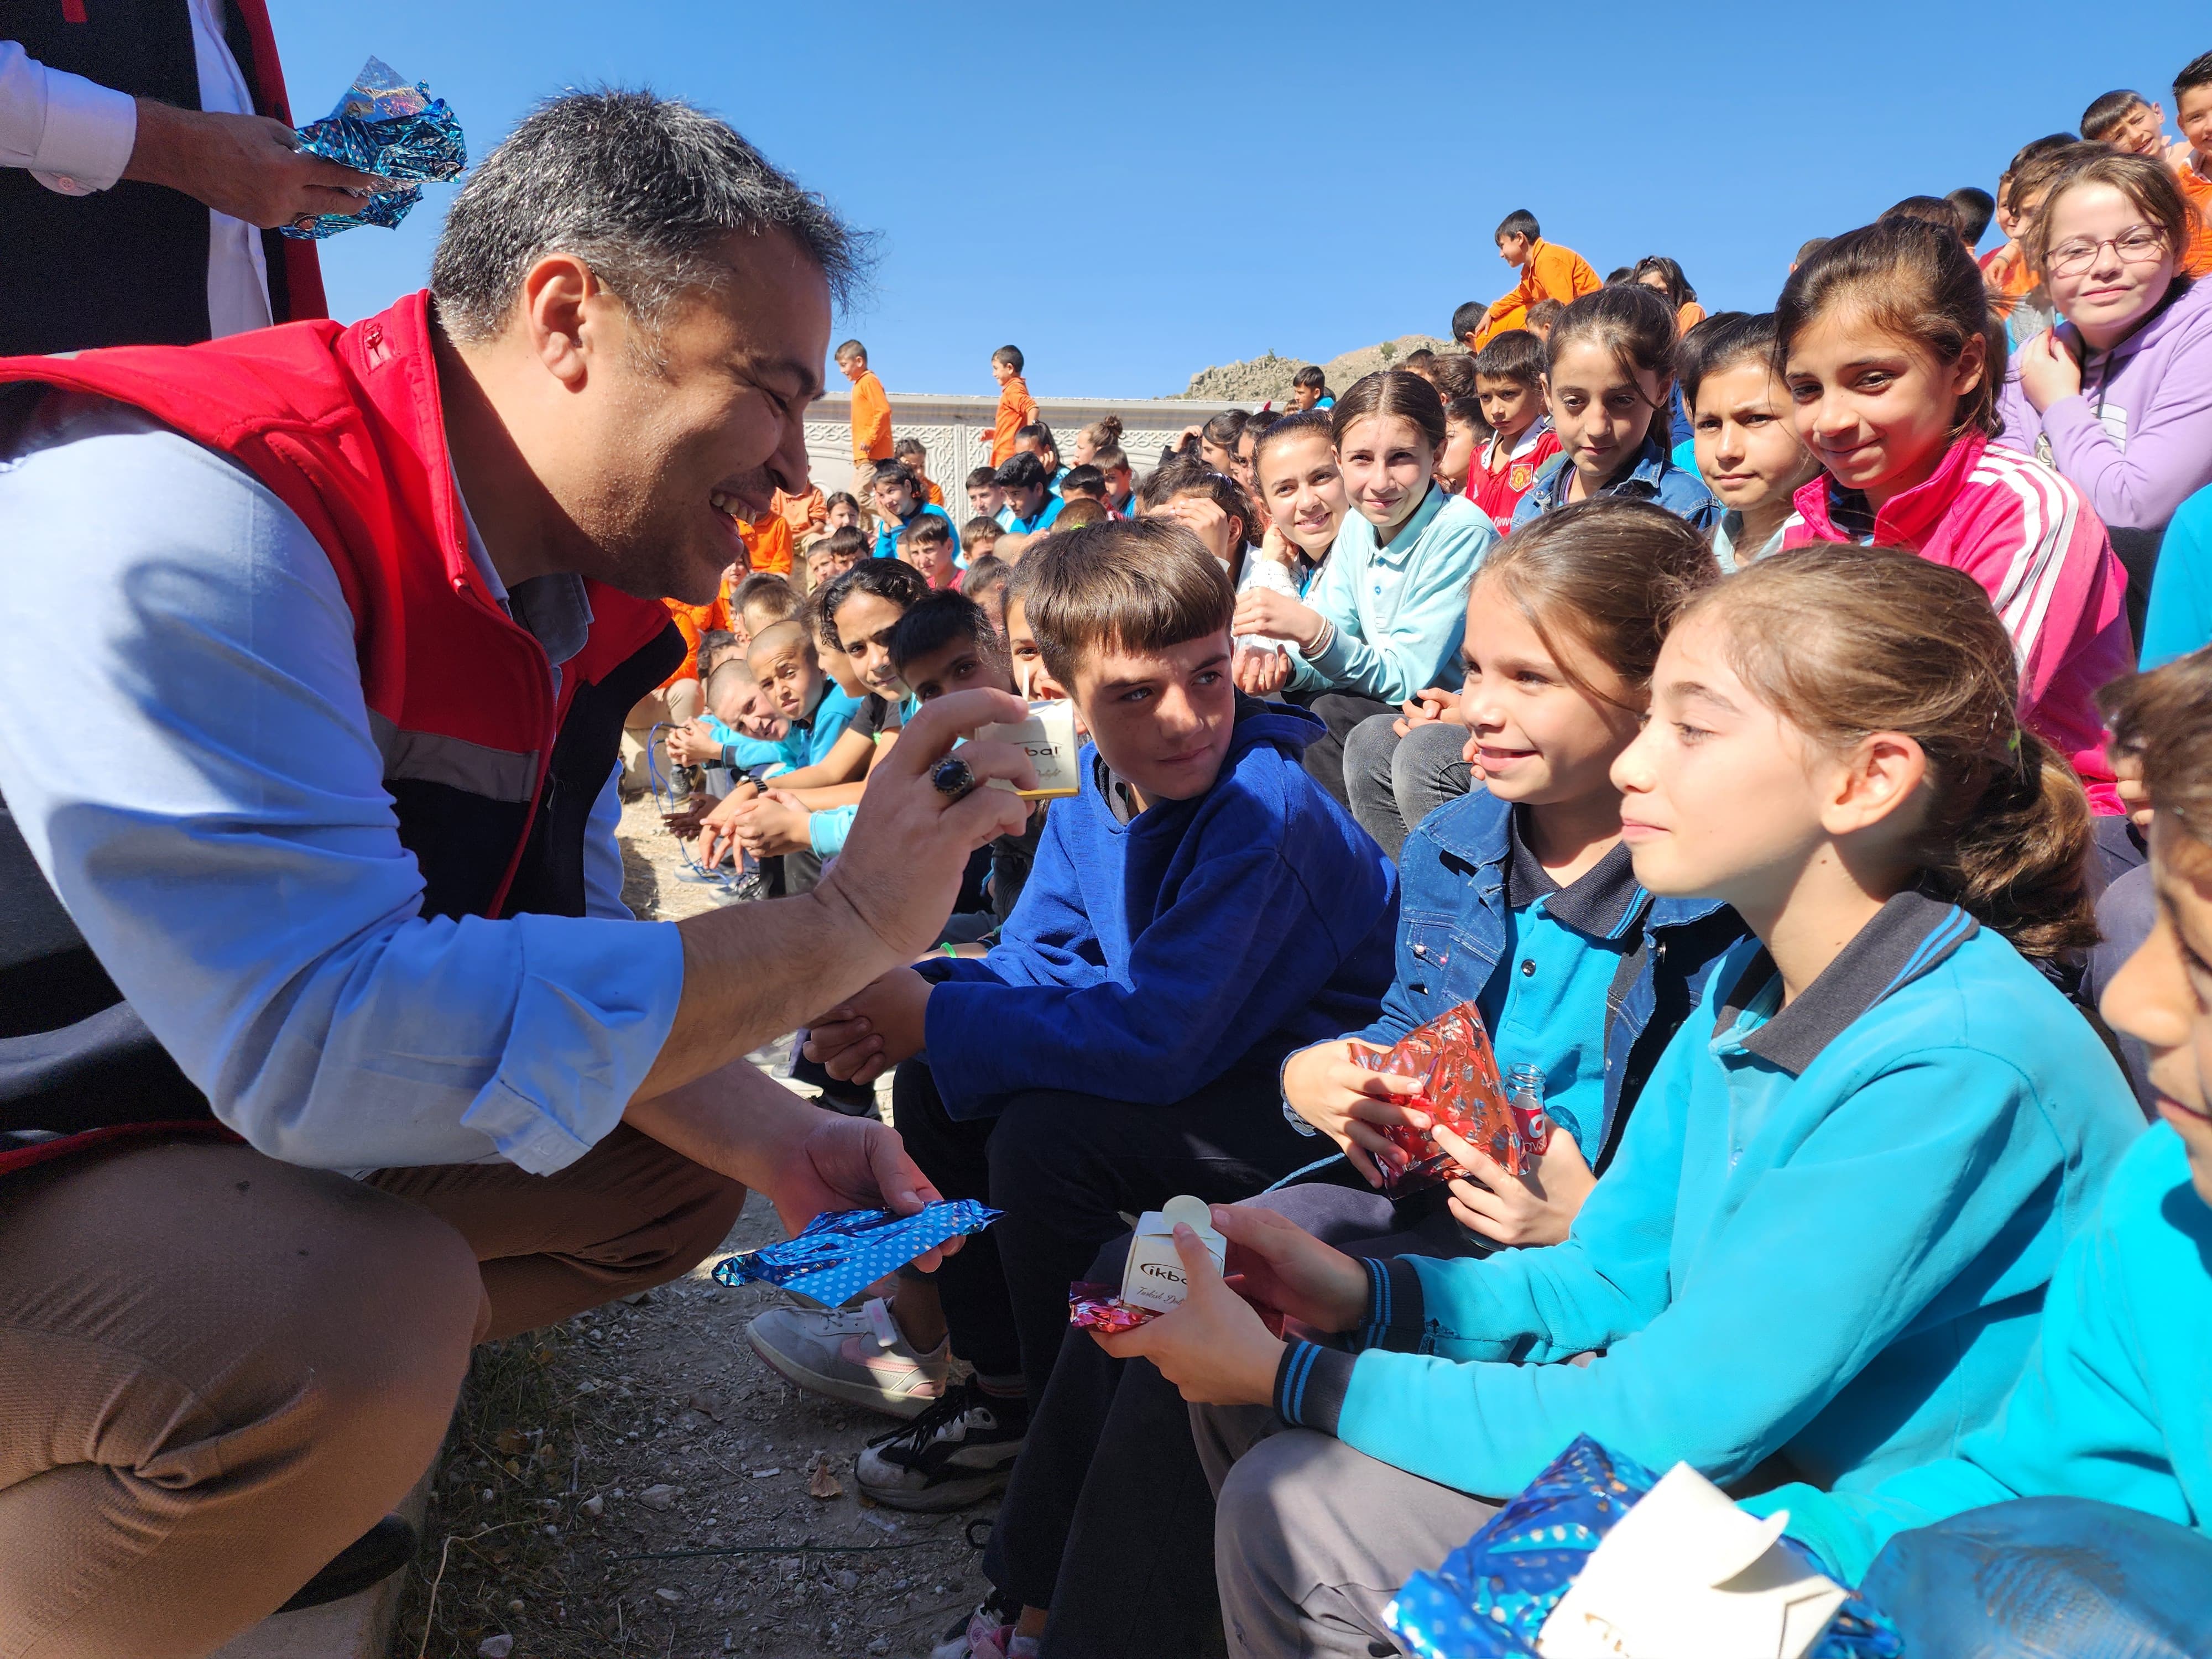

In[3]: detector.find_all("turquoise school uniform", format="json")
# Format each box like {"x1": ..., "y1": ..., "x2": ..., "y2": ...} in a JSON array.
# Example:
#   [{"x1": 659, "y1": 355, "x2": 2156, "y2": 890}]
[
  {"x1": 710, "y1": 685, "x2": 857, "y2": 775},
  {"x1": 1005, "y1": 494, "x2": 1066, "y2": 536},
  {"x1": 873, "y1": 503, "x2": 961, "y2": 562},
  {"x1": 1272, "y1": 893, "x2": 2143, "y2": 1505},
  {"x1": 1291, "y1": 484, "x2": 1496, "y2": 705},
  {"x1": 1751, "y1": 1122, "x2": 2212, "y2": 1583},
  {"x1": 1341, "y1": 790, "x2": 1741, "y2": 1161}
]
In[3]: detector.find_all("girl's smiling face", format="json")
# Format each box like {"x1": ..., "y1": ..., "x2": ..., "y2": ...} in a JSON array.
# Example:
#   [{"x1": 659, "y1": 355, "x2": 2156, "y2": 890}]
[
  {"x1": 1336, "y1": 413, "x2": 1434, "y2": 536},
  {"x1": 2101, "y1": 813, "x2": 2212, "y2": 1205},
  {"x1": 1256, "y1": 430, "x2": 1350, "y2": 555},
  {"x1": 1544, "y1": 340, "x2": 1666, "y2": 495},
  {"x1": 1784, "y1": 307, "x2": 1984, "y2": 510},
  {"x1": 1457, "y1": 571, "x2": 1641, "y2": 808},
  {"x1": 2041, "y1": 180, "x2": 2180, "y2": 348}
]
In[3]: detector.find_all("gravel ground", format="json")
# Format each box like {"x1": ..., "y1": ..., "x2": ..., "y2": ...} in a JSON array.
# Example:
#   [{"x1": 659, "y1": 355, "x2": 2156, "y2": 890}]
[{"x1": 388, "y1": 795, "x2": 998, "y2": 1659}]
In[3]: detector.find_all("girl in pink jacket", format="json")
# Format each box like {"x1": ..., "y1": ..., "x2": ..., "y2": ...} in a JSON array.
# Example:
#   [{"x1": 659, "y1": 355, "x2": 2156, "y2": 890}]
[{"x1": 1776, "y1": 217, "x2": 2130, "y2": 813}]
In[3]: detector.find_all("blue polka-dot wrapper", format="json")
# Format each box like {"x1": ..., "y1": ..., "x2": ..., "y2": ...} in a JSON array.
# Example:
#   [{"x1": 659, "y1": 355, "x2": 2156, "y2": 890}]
[
  {"x1": 281, "y1": 56, "x2": 466, "y2": 240},
  {"x1": 712, "y1": 1201, "x2": 1001, "y2": 1308},
  {"x1": 1383, "y1": 1435, "x2": 1901, "y2": 1659}
]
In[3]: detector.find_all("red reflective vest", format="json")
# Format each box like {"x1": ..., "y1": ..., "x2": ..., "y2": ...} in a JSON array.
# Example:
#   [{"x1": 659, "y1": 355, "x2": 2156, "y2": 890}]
[{"x1": 0, "y1": 292, "x2": 682, "y2": 1177}]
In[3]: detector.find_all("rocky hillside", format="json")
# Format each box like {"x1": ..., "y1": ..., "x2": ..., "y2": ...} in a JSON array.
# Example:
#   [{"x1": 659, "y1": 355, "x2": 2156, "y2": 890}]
[{"x1": 1173, "y1": 333, "x2": 1457, "y2": 401}]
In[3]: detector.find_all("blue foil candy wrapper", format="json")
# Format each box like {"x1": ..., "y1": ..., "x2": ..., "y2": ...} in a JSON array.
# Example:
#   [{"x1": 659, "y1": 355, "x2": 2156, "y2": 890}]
[
  {"x1": 1384, "y1": 1436, "x2": 1902, "y2": 1659},
  {"x1": 281, "y1": 56, "x2": 466, "y2": 239},
  {"x1": 711, "y1": 1201, "x2": 1001, "y2": 1308}
]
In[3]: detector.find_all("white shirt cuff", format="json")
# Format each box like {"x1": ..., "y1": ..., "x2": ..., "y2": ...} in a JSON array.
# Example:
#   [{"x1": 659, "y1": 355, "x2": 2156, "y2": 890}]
[{"x1": 30, "y1": 71, "x2": 137, "y2": 195}]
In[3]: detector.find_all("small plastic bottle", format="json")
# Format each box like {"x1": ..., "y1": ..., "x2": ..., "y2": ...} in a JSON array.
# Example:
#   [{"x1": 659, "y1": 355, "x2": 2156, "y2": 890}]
[{"x1": 1507, "y1": 1063, "x2": 1571, "y2": 1151}]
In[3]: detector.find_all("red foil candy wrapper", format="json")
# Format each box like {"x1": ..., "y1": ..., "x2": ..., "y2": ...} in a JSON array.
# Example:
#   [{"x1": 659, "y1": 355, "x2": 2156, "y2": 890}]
[
  {"x1": 1069, "y1": 1282, "x2": 1159, "y2": 1334},
  {"x1": 1352, "y1": 1003, "x2": 1552, "y2": 1197}
]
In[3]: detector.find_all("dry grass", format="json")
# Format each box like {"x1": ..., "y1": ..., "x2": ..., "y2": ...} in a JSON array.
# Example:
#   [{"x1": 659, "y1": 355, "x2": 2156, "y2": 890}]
[{"x1": 394, "y1": 1329, "x2": 604, "y2": 1658}]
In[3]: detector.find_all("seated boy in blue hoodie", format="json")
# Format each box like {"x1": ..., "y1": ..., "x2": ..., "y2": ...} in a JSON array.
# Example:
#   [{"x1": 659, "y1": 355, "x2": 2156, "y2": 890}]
[
  {"x1": 1746, "y1": 647, "x2": 2212, "y2": 1640},
  {"x1": 755, "y1": 519, "x2": 1400, "y2": 1511}
]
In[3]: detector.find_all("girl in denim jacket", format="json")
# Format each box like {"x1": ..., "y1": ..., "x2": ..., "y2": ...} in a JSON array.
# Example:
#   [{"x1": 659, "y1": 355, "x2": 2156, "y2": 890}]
[{"x1": 1280, "y1": 497, "x2": 1744, "y2": 1248}]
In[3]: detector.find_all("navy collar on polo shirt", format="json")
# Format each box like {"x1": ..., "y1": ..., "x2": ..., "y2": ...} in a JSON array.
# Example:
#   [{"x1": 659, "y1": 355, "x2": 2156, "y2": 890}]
[
  {"x1": 1714, "y1": 888, "x2": 1980, "y2": 1076},
  {"x1": 1501, "y1": 808, "x2": 1648, "y2": 941}
]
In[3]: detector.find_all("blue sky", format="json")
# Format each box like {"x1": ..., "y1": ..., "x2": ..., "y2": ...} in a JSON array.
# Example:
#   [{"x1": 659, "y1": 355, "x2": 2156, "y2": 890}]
[{"x1": 269, "y1": 3, "x2": 2203, "y2": 399}]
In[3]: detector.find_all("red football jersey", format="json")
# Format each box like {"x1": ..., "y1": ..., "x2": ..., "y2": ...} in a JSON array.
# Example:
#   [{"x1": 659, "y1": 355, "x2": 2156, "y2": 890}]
[{"x1": 1470, "y1": 422, "x2": 1563, "y2": 534}]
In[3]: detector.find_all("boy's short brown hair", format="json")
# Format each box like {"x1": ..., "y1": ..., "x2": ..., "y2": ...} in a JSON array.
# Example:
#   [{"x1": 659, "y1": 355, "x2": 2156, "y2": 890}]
[
  {"x1": 1019, "y1": 518, "x2": 1234, "y2": 688},
  {"x1": 905, "y1": 515, "x2": 953, "y2": 551},
  {"x1": 733, "y1": 572, "x2": 799, "y2": 625}
]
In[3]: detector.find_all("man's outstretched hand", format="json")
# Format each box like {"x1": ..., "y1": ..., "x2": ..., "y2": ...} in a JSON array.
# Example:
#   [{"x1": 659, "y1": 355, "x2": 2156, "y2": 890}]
[
  {"x1": 810, "y1": 688, "x2": 1034, "y2": 962},
  {"x1": 764, "y1": 1109, "x2": 963, "y2": 1271}
]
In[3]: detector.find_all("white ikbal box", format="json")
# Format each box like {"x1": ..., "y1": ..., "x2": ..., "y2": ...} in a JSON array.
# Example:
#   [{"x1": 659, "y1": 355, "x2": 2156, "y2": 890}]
[
  {"x1": 974, "y1": 698, "x2": 1081, "y2": 800},
  {"x1": 1118, "y1": 1194, "x2": 1227, "y2": 1314}
]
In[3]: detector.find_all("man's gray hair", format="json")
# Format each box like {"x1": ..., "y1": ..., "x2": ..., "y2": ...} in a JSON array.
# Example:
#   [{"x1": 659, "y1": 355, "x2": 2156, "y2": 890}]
[{"x1": 430, "y1": 88, "x2": 868, "y2": 346}]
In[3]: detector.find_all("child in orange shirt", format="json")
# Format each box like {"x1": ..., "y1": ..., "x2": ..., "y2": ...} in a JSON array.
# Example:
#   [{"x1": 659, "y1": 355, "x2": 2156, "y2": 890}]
[
  {"x1": 894, "y1": 436, "x2": 946, "y2": 506},
  {"x1": 1983, "y1": 135, "x2": 2080, "y2": 342},
  {"x1": 735, "y1": 507, "x2": 794, "y2": 578},
  {"x1": 837, "y1": 339, "x2": 895, "y2": 477},
  {"x1": 2171, "y1": 52, "x2": 2212, "y2": 279},
  {"x1": 989, "y1": 345, "x2": 1037, "y2": 466},
  {"x1": 1472, "y1": 210, "x2": 1601, "y2": 348},
  {"x1": 773, "y1": 485, "x2": 827, "y2": 536}
]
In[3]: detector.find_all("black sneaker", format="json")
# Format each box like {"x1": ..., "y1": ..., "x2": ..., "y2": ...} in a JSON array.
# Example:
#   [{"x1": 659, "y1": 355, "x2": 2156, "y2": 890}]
[
  {"x1": 855, "y1": 1379, "x2": 1027, "y2": 1511},
  {"x1": 275, "y1": 1514, "x2": 417, "y2": 1613}
]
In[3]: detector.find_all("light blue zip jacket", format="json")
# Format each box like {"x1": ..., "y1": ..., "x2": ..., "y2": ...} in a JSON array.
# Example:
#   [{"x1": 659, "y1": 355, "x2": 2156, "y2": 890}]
[
  {"x1": 1290, "y1": 484, "x2": 1495, "y2": 705},
  {"x1": 1272, "y1": 893, "x2": 2143, "y2": 1504},
  {"x1": 1747, "y1": 1121, "x2": 2210, "y2": 1583}
]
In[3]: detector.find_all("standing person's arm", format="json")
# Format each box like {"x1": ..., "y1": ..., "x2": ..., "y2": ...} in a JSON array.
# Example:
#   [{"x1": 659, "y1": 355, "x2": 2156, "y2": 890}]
[
  {"x1": 0, "y1": 40, "x2": 379, "y2": 223},
  {"x1": 0, "y1": 403, "x2": 1032, "y2": 1178}
]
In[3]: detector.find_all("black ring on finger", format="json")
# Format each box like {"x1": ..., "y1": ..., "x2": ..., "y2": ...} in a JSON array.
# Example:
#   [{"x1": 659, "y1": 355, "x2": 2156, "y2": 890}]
[{"x1": 931, "y1": 757, "x2": 977, "y2": 801}]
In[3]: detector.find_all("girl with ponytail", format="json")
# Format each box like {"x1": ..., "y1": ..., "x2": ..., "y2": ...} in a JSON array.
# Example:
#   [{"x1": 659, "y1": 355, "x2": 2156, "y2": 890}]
[{"x1": 1103, "y1": 540, "x2": 2144, "y2": 1659}]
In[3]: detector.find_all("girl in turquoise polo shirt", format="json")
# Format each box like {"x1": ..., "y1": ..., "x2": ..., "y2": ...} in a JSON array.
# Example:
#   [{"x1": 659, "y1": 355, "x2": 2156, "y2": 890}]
[
  {"x1": 1099, "y1": 543, "x2": 2143, "y2": 1659},
  {"x1": 1742, "y1": 645, "x2": 2212, "y2": 1650}
]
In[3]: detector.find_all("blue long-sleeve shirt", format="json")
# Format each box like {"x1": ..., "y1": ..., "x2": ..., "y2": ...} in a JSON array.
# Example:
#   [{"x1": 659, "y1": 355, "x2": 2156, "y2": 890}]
[
  {"x1": 1272, "y1": 894, "x2": 2142, "y2": 1503},
  {"x1": 1749, "y1": 1121, "x2": 2212, "y2": 1584},
  {"x1": 920, "y1": 699, "x2": 1399, "y2": 1118},
  {"x1": 1291, "y1": 484, "x2": 1496, "y2": 705},
  {"x1": 0, "y1": 395, "x2": 683, "y2": 1174}
]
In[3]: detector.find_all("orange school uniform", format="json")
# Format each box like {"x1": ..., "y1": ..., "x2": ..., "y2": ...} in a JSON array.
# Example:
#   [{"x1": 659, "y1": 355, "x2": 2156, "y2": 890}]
[
  {"x1": 1980, "y1": 242, "x2": 2038, "y2": 321},
  {"x1": 2174, "y1": 149, "x2": 2212, "y2": 279},
  {"x1": 738, "y1": 512, "x2": 794, "y2": 577},
  {"x1": 992, "y1": 375, "x2": 1037, "y2": 466},
  {"x1": 1474, "y1": 239, "x2": 1601, "y2": 348},
  {"x1": 660, "y1": 592, "x2": 731, "y2": 690},
  {"x1": 1676, "y1": 301, "x2": 1707, "y2": 334},
  {"x1": 849, "y1": 371, "x2": 894, "y2": 464},
  {"x1": 918, "y1": 474, "x2": 946, "y2": 508},
  {"x1": 774, "y1": 486, "x2": 827, "y2": 535}
]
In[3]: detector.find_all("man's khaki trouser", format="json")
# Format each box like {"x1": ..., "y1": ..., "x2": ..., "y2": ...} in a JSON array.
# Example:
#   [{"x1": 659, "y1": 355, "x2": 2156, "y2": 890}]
[{"x1": 0, "y1": 1127, "x2": 744, "y2": 1659}]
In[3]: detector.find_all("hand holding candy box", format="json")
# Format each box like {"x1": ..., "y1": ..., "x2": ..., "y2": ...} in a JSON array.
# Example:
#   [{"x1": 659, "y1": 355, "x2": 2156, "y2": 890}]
[{"x1": 1350, "y1": 1004, "x2": 1553, "y2": 1198}]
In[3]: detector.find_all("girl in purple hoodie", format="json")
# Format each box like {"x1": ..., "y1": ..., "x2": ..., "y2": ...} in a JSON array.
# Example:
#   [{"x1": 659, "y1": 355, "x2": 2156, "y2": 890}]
[{"x1": 1999, "y1": 148, "x2": 2212, "y2": 639}]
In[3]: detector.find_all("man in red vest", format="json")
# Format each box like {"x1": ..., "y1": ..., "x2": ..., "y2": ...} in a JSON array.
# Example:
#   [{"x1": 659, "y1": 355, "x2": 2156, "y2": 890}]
[{"x1": 0, "y1": 90, "x2": 1031, "y2": 1653}]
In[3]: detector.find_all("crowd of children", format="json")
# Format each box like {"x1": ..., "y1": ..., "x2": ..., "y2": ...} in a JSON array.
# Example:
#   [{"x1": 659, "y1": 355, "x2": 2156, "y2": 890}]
[{"x1": 616, "y1": 49, "x2": 2212, "y2": 1656}]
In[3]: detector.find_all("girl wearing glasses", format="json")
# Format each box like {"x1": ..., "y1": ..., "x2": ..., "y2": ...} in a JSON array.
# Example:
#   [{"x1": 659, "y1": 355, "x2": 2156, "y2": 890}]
[
  {"x1": 1775, "y1": 215, "x2": 2131, "y2": 815},
  {"x1": 2000, "y1": 149, "x2": 2212, "y2": 641}
]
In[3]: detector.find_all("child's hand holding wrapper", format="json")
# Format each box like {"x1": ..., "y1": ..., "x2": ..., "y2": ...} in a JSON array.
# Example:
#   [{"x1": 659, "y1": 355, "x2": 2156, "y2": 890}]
[{"x1": 1087, "y1": 1203, "x2": 1370, "y2": 1406}]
